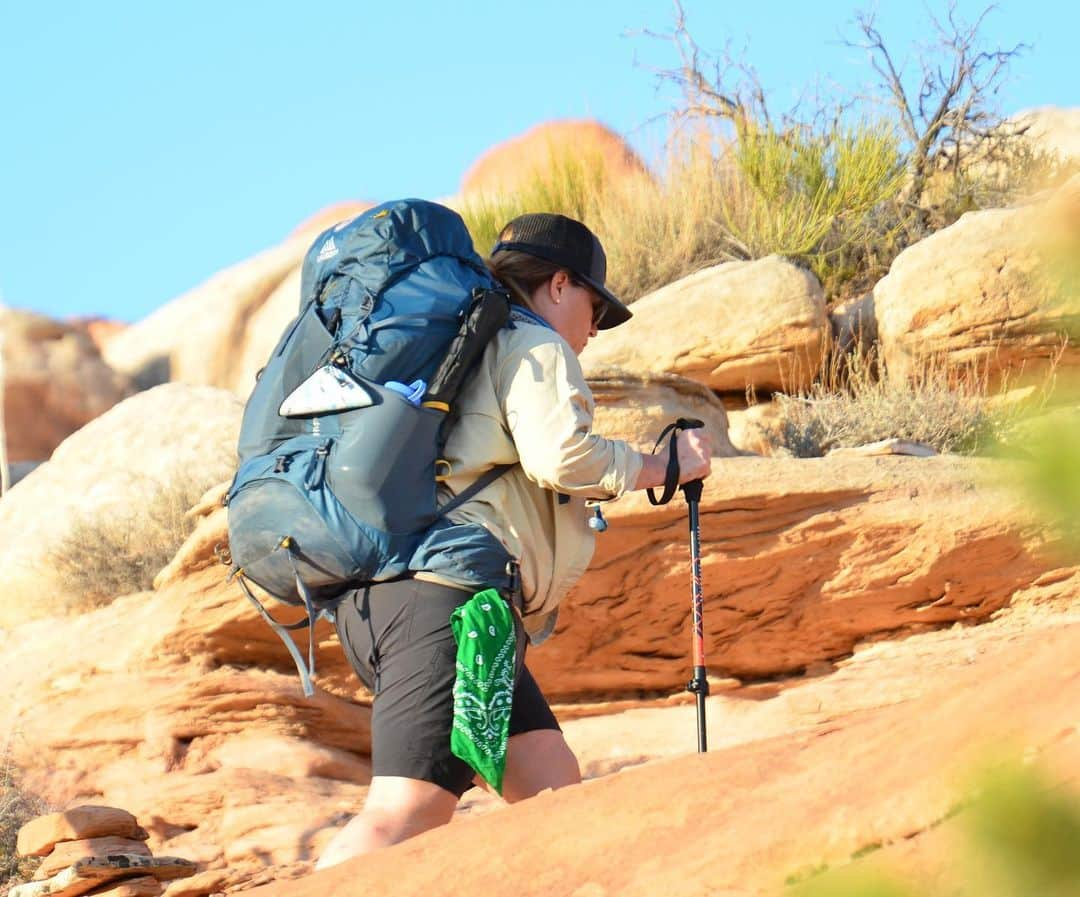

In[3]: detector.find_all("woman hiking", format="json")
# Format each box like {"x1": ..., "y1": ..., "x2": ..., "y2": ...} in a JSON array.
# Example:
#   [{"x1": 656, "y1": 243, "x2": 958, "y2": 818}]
[{"x1": 317, "y1": 212, "x2": 713, "y2": 865}]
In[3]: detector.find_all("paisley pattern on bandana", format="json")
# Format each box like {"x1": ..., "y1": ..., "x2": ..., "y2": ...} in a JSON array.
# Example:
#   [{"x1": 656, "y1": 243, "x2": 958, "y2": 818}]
[{"x1": 450, "y1": 588, "x2": 516, "y2": 794}]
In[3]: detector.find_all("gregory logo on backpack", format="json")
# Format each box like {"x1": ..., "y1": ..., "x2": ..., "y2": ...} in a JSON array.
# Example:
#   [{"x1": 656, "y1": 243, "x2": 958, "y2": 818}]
[{"x1": 225, "y1": 199, "x2": 515, "y2": 695}]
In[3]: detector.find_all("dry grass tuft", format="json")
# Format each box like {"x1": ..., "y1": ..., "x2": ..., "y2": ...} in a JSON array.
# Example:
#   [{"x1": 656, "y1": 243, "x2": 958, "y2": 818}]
[
  {"x1": 769, "y1": 346, "x2": 1038, "y2": 457},
  {"x1": 0, "y1": 737, "x2": 45, "y2": 891},
  {"x1": 47, "y1": 471, "x2": 215, "y2": 612}
]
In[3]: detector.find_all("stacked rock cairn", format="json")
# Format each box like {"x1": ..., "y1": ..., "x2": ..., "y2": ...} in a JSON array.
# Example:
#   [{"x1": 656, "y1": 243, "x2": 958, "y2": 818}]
[{"x1": 11, "y1": 805, "x2": 196, "y2": 897}]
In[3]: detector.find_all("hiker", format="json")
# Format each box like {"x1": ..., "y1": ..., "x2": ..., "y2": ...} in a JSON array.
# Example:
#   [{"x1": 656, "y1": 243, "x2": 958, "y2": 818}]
[{"x1": 316, "y1": 213, "x2": 712, "y2": 866}]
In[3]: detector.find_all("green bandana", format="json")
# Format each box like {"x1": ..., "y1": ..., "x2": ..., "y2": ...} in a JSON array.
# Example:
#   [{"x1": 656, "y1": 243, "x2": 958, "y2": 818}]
[{"x1": 450, "y1": 588, "x2": 516, "y2": 794}]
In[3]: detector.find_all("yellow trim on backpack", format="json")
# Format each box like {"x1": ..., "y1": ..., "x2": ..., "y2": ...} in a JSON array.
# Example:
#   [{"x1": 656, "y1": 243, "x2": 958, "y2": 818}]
[{"x1": 422, "y1": 400, "x2": 450, "y2": 412}]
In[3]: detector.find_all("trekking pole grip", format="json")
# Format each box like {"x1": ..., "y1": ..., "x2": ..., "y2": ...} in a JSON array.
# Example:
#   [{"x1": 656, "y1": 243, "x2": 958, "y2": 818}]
[{"x1": 647, "y1": 417, "x2": 705, "y2": 507}]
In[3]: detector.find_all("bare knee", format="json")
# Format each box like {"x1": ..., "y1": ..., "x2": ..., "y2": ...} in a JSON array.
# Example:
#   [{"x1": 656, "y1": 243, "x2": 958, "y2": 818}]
[{"x1": 501, "y1": 729, "x2": 581, "y2": 804}]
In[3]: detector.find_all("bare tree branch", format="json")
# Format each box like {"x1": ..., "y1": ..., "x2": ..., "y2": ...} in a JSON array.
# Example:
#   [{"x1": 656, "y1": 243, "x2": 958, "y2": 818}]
[
  {"x1": 638, "y1": 0, "x2": 772, "y2": 140},
  {"x1": 845, "y1": 1, "x2": 1028, "y2": 220}
]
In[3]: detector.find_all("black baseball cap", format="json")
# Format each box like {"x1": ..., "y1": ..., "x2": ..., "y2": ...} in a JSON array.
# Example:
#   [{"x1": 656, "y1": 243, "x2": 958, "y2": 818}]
[{"x1": 491, "y1": 213, "x2": 632, "y2": 330}]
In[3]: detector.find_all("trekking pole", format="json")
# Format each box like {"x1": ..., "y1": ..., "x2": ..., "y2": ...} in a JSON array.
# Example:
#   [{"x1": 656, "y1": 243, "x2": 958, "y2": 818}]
[
  {"x1": 681, "y1": 475, "x2": 708, "y2": 752},
  {"x1": 647, "y1": 417, "x2": 708, "y2": 752}
]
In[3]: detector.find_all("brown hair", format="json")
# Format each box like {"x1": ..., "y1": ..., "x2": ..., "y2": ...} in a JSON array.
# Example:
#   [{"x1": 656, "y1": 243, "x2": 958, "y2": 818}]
[{"x1": 486, "y1": 249, "x2": 563, "y2": 309}]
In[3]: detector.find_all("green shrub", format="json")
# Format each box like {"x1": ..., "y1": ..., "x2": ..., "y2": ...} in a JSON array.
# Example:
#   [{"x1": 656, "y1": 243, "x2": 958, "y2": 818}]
[
  {"x1": 788, "y1": 765, "x2": 1080, "y2": 897},
  {"x1": 725, "y1": 122, "x2": 907, "y2": 299},
  {"x1": 47, "y1": 471, "x2": 213, "y2": 611}
]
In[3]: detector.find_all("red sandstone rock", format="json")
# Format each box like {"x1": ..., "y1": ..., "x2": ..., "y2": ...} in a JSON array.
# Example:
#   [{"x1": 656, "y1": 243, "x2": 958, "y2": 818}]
[
  {"x1": 17, "y1": 807, "x2": 147, "y2": 858},
  {"x1": 460, "y1": 119, "x2": 651, "y2": 198},
  {"x1": 0, "y1": 309, "x2": 131, "y2": 463},
  {"x1": 34, "y1": 837, "x2": 152, "y2": 880},
  {"x1": 84, "y1": 877, "x2": 162, "y2": 896}
]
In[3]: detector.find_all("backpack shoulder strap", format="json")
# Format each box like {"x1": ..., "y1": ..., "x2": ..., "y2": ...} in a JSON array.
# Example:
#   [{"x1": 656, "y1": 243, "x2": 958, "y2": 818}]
[{"x1": 437, "y1": 464, "x2": 516, "y2": 518}]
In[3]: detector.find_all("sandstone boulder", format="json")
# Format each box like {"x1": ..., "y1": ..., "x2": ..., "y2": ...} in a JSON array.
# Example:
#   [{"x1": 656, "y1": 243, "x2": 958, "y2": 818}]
[
  {"x1": 461, "y1": 119, "x2": 650, "y2": 198},
  {"x1": 1012, "y1": 105, "x2": 1080, "y2": 162},
  {"x1": 874, "y1": 185, "x2": 1080, "y2": 385},
  {"x1": 0, "y1": 383, "x2": 242, "y2": 625},
  {"x1": 34, "y1": 837, "x2": 152, "y2": 881},
  {"x1": 0, "y1": 309, "x2": 132, "y2": 463},
  {"x1": 587, "y1": 367, "x2": 738, "y2": 456},
  {"x1": 71, "y1": 317, "x2": 129, "y2": 354},
  {"x1": 581, "y1": 257, "x2": 828, "y2": 394},
  {"x1": 18, "y1": 807, "x2": 147, "y2": 857},
  {"x1": 725, "y1": 401, "x2": 784, "y2": 455},
  {"x1": 82, "y1": 876, "x2": 162, "y2": 897},
  {"x1": 9, "y1": 856, "x2": 194, "y2": 897},
  {"x1": 102, "y1": 239, "x2": 308, "y2": 393}
]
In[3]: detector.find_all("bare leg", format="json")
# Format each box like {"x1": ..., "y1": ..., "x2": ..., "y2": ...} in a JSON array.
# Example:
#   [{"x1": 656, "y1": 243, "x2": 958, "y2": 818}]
[
  {"x1": 501, "y1": 729, "x2": 581, "y2": 803},
  {"x1": 315, "y1": 776, "x2": 459, "y2": 869}
]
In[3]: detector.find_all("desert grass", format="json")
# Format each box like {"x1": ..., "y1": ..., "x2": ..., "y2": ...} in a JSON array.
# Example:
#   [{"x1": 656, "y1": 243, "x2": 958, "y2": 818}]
[
  {"x1": 460, "y1": 122, "x2": 908, "y2": 306},
  {"x1": 0, "y1": 735, "x2": 44, "y2": 891},
  {"x1": 459, "y1": 118, "x2": 1068, "y2": 311},
  {"x1": 47, "y1": 471, "x2": 215, "y2": 612},
  {"x1": 767, "y1": 345, "x2": 1040, "y2": 458}
]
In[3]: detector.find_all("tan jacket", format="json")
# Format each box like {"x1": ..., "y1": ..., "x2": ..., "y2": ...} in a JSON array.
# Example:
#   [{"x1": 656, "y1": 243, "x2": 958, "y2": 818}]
[{"x1": 429, "y1": 318, "x2": 643, "y2": 641}]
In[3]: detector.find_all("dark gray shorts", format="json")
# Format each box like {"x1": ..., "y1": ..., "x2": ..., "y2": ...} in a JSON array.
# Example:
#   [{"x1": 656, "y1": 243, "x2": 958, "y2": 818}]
[{"x1": 334, "y1": 577, "x2": 559, "y2": 797}]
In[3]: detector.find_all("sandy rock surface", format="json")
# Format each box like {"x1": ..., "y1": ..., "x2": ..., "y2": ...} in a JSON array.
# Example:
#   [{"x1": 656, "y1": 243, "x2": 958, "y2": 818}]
[
  {"x1": 725, "y1": 401, "x2": 784, "y2": 455},
  {"x1": 8, "y1": 584, "x2": 1076, "y2": 895},
  {"x1": 101, "y1": 240, "x2": 308, "y2": 394},
  {"x1": 243, "y1": 608, "x2": 1080, "y2": 897},
  {"x1": 18, "y1": 807, "x2": 147, "y2": 857},
  {"x1": 33, "y1": 838, "x2": 153, "y2": 881},
  {"x1": 460, "y1": 119, "x2": 650, "y2": 198},
  {"x1": 581, "y1": 256, "x2": 828, "y2": 395},
  {"x1": 587, "y1": 367, "x2": 738, "y2": 455},
  {"x1": 874, "y1": 185, "x2": 1080, "y2": 385},
  {"x1": 0, "y1": 309, "x2": 132, "y2": 462},
  {"x1": 0, "y1": 384, "x2": 241, "y2": 626},
  {"x1": 1012, "y1": 105, "x2": 1080, "y2": 161}
]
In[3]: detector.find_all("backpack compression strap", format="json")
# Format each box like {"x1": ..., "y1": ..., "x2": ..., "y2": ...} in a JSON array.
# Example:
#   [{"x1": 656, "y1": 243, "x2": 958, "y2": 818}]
[
  {"x1": 647, "y1": 418, "x2": 705, "y2": 506},
  {"x1": 232, "y1": 540, "x2": 327, "y2": 698}
]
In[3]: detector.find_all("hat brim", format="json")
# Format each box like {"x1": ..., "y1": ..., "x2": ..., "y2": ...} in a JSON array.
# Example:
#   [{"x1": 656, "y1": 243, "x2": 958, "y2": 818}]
[
  {"x1": 577, "y1": 274, "x2": 632, "y2": 330},
  {"x1": 491, "y1": 238, "x2": 633, "y2": 330}
]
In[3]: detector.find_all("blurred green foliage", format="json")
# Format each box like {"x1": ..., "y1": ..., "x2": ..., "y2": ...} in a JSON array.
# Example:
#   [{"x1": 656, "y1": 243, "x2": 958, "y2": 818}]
[{"x1": 787, "y1": 764, "x2": 1080, "y2": 897}]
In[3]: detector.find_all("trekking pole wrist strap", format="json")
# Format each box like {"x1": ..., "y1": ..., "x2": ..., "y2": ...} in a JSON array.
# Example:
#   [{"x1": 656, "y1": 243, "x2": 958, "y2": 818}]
[{"x1": 647, "y1": 418, "x2": 704, "y2": 507}]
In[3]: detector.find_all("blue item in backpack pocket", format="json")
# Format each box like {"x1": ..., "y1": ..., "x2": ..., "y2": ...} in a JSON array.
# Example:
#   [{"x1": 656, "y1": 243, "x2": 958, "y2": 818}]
[{"x1": 384, "y1": 379, "x2": 426, "y2": 406}]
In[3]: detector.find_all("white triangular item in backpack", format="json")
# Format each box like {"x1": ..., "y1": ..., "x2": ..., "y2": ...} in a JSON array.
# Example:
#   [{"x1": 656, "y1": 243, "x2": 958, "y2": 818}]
[{"x1": 278, "y1": 364, "x2": 376, "y2": 417}]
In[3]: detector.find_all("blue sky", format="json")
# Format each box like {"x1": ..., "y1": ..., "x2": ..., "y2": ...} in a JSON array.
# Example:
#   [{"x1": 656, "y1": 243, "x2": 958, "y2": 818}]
[{"x1": 1, "y1": 1, "x2": 1075, "y2": 323}]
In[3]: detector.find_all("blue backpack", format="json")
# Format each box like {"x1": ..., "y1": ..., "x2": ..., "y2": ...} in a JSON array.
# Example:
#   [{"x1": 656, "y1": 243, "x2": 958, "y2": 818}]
[{"x1": 225, "y1": 199, "x2": 513, "y2": 694}]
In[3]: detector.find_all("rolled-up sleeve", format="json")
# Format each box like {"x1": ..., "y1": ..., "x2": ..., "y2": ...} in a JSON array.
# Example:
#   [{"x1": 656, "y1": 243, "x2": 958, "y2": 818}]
[{"x1": 498, "y1": 336, "x2": 642, "y2": 498}]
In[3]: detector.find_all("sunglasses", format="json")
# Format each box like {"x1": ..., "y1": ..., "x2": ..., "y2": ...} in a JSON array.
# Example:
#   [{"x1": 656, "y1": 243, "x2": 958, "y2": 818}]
[{"x1": 569, "y1": 277, "x2": 608, "y2": 327}]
